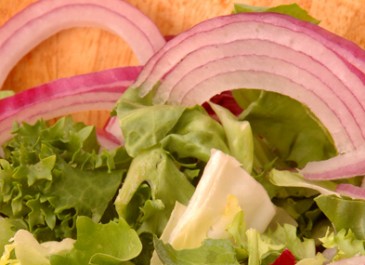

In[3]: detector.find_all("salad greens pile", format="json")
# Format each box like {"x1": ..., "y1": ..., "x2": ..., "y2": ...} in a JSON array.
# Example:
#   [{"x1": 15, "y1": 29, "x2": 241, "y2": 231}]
[{"x1": 0, "y1": 3, "x2": 365, "y2": 265}]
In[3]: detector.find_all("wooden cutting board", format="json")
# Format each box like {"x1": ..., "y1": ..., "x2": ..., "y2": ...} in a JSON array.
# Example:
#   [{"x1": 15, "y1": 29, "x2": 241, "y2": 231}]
[{"x1": 1, "y1": 0, "x2": 365, "y2": 128}]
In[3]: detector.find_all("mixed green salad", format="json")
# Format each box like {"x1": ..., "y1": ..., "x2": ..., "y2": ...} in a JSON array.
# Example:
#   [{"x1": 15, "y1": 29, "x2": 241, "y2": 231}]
[{"x1": 0, "y1": 3, "x2": 365, "y2": 265}]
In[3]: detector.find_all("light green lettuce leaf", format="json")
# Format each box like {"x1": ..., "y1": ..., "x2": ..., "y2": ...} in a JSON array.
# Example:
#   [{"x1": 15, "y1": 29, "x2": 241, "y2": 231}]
[
  {"x1": 115, "y1": 147, "x2": 195, "y2": 236},
  {"x1": 160, "y1": 105, "x2": 229, "y2": 162},
  {"x1": 269, "y1": 169, "x2": 338, "y2": 196},
  {"x1": 209, "y1": 102, "x2": 254, "y2": 173},
  {"x1": 266, "y1": 224, "x2": 316, "y2": 260},
  {"x1": 116, "y1": 86, "x2": 230, "y2": 162},
  {"x1": 119, "y1": 103, "x2": 186, "y2": 157},
  {"x1": 245, "y1": 228, "x2": 283, "y2": 265},
  {"x1": 315, "y1": 195, "x2": 365, "y2": 239},
  {"x1": 0, "y1": 217, "x2": 18, "y2": 256},
  {"x1": 154, "y1": 237, "x2": 239, "y2": 265},
  {"x1": 0, "y1": 229, "x2": 74, "y2": 265},
  {"x1": 233, "y1": 90, "x2": 336, "y2": 169},
  {"x1": 50, "y1": 216, "x2": 142, "y2": 265},
  {"x1": 319, "y1": 229, "x2": 365, "y2": 261},
  {"x1": 233, "y1": 3, "x2": 320, "y2": 24}
]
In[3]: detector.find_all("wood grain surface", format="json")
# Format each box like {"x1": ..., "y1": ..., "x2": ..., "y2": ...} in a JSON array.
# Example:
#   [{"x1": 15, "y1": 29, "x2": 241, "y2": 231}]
[{"x1": 1, "y1": 0, "x2": 365, "y2": 127}]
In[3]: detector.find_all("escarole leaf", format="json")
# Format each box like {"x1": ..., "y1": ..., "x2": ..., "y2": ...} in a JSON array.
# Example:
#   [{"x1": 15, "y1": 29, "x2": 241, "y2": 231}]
[
  {"x1": 233, "y1": 90, "x2": 336, "y2": 169},
  {"x1": 233, "y1": 3, "x2": 320, "y2": 24}
]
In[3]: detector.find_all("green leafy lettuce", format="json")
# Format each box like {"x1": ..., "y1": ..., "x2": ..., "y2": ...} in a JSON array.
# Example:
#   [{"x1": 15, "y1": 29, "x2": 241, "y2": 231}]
[
  {"x1": 154, "y1": 238, "x2": 239, "y2": 265},
  {"x1": 50, "y1": 216, "x2": 142, "y2": 265},
  {"x1": 233, "y1": 89, "x2": 337, "y2": 170},
  {"x1": 0, "y1": 117, "x2": 129, "y2": 242}
]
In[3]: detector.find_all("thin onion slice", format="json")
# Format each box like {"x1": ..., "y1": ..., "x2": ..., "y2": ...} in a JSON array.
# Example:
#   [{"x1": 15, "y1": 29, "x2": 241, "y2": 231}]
[
  {"x1": 300, "y1": 148, "x2": 365, "y2": 180},
  {"x1": 175, "y1": 55, "x2": 362, "y2": 153},
  {"x1": 0, "y1": 0, "x2": 165, "y2": 88},
  {"x1": 336, "y1": 183, "x2": 365, "y2": 200},
  {"x1": 158, "y1": 39, "x2": 365, "y2": 152},
  {"x1": 134, "y1": 12, "x2": 365, "y2": 180},
  {"x1": 0, "y1": 66, "x2": 141, "y2": 145},
  {"x1": 134, "y1": 13, "x2": 365, "y2": 97}
]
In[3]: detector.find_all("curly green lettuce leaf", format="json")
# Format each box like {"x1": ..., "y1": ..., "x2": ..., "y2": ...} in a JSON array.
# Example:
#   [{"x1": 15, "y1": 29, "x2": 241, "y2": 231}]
[
  {"x1": 233, "y1": 3, "x2": 320, "y2": 24},
  {"x1": 154, "y1": 238, "x2": 239, "y2": 265},
  {"x1": 245, "y1": 228, "x2": 284, "y2": 265},
  {"x1": 0, "y1": 117, "x2": 128, "y2": 242},
  {"x1": 319, "y1": 229, "x2": 365, "y2": 261},
  {"x1": 266, "y1": 224, "x2": 316, "y2": 260},
  {"x1": 227, "y1": 213, "x2": 316, "y2": 265},
  {"x1": 50, "y1": 216, "x2": 142, "y2": 265},
  {"x1": 233, "y1": 90, "x2": 336, "y2": 169}
]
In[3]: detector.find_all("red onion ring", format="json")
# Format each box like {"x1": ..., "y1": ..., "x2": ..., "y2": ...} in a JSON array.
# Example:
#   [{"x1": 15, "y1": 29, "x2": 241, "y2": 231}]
[
  {"x1": 0, "y1": 66, "x2": 141, "y2": 145},
  {"x1": 336, "y1": 183, "x2": 365, "y2": 200},
  {"x1": 134, "y1": 12, "x2": 365, "y2": 180},
  {"x1": 0, "y1": 0, "x2": 165, "y2": 88}
]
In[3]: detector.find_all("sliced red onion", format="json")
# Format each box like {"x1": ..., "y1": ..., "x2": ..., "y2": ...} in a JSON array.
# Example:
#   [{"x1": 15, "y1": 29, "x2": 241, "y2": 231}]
[
  {"x1": 135, "y1": 13, "x2": 365, "y2": 100},
  {"x1": 336, "y1": 183, "x2": 365, "y2": 200},
  {"x1": 96, "y1": 128, "x2": 121, "y2": 150},
  {"x1": 0, "y1": 66, "x2": 141, "y2": 145},
  {"x1": 134, "y1": 12, "x2": 365, "y2": 180},
  {"x1": 103, "y1": 116, "x2": 123, "y2": 145},
  {"x1": 0, "y1": 0, "x2": 165, "y2": 88},
  {"x1": 300, "y1": 147, "x2": 365, "y2": 180},
  {"x1": 176, "y1": 56, "x2": 362, "y2": 153},
  {"x1": 158, "y1": 39, "x2": 365, "y2": 150}
]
